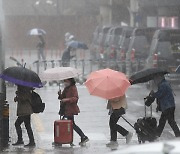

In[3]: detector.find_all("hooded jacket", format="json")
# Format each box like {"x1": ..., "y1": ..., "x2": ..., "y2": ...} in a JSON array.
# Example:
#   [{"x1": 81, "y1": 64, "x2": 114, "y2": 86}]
[{"x1": 152, "y1": 79, "x2": 175, "y2": 112}]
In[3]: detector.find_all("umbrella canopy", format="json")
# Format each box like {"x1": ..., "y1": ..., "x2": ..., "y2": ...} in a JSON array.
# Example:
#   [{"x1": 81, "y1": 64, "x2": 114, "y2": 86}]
[
  {"x1": 129, "y1": 68, "x2": 168, "y2": 85},
  {"x1": 0, "y1": 67, "x2": 43, "y2": 88},
  {"x1": 28, "y1": 28, "x2": 46, "y2": 36},
  {"x1": 40, "y1": 67, "x2": 81, "y2": 81},
  {"x1": 85, "y1": 68, "x2": 130, "y2": 100},
  {"x1": 67, "y1": 41, "x2": 88, "y2": 50}
]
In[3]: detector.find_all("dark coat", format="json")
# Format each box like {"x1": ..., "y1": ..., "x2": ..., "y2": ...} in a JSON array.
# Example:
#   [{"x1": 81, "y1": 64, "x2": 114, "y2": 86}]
[
  {"x1": 152, "y1": 79, "x2": 175, "y2": 112},
  {"x1": 15, "y1": 89, "x2": 33, "y2": 117},
  {"x1": 59, "y1": 85, "x2": 80, "y2": 116}
]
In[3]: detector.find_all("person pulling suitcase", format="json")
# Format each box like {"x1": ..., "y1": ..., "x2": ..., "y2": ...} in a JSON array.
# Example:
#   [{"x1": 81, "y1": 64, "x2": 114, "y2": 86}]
[
  {"x1": 58, "y1": 78, "x2": 89, "y2": 146},
  {"x1": 150, "y1": 74, "x2": 180, "y2": 138},
  {"x1": 106, "y1": 95, "x2": 133, "y2": 147}
]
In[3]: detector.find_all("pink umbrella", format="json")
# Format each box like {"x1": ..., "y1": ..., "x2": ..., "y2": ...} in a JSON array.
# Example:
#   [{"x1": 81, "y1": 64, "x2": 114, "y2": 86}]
[{"x1": 85, "y1": 68, "x2": 130, "y2": 100}]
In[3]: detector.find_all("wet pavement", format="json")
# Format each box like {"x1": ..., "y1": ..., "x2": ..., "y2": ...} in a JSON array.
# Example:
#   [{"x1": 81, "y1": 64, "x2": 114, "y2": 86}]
[{"x1": 2, "y1": 83, "x2": 180, "y2": 153}]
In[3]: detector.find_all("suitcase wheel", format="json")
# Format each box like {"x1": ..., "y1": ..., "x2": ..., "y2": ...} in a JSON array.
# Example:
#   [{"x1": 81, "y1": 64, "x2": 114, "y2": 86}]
[
  {"x1": 70, "y1": 143, "x2": 75, "y2": 147},
  {"x1": 52, "y1": 142, "x2": 62, "y2": 147}
]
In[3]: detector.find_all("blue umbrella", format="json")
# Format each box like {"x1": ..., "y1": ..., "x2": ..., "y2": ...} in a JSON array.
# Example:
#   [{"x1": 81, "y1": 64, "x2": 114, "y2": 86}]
[
  {"x1": 68, "y1": 41, "x2": 88, "y2": 50},
  {"x1": 0, "y1": 66, "x2": 43, "y2": 88}
]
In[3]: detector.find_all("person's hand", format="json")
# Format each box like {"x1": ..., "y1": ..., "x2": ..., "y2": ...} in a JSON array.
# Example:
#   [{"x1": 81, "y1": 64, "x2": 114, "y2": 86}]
[
  {"x1": 58, "y1": 90, "x2": 61, "y2": 95},
  {"x1": 14, "y1": 97, "x2": 18, "y2": 102},
  {"x1": 150, "y1": 90, "x2": 154, "y2": 96},
  {"x1": 61, "y1": 98, "x2": 69, "y2": 103}
]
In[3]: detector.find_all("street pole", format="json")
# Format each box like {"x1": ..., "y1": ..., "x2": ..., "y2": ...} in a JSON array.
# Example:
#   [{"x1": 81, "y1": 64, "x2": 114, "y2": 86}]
[{"x1": 0, "y1": 0, "x2": 7, "y2": 150}]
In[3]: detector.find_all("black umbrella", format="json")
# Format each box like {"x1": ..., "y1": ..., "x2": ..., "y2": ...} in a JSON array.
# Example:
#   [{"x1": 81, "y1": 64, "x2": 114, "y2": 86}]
[
  {"x1": 0, "y1": 66, "x2": 43, "y2": 88},
  {"x1": 129, "y1": 68, "x2": 169, "y2": 85}
]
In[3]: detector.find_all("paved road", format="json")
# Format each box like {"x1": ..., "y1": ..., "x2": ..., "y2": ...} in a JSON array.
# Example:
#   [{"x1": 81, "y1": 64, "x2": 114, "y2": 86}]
[{"x1": 2, "y1": 84, "x2": 180, "y2": 154}]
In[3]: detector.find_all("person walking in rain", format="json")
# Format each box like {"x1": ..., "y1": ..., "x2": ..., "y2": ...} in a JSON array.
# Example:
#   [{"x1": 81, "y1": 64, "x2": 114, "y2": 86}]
[
  {"x1": 12, "y1": 86, "x2": 36, "y2": 147},
  {"x1": 150, "y1": 74, "x2": 180, "y2": 138},
  {"x1": 37, "y1": 35, "x2": 46, "y2": 61},
  {"x1": 106, "y1": 95, "x2": 133, "y2": 147},
  {"x1": 61, "y1": 46, "x2": 75, "y2": 67},
  {"x1": 65, "y1": 32, "x2": 71, "y2": 46},
  {"x1": 58, "y1": 78, "x2": 89, "y2": 145}
]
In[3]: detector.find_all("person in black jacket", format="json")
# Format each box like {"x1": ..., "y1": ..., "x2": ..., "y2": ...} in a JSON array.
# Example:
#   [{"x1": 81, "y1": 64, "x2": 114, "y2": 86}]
[
  {"x1": 61, "y1": 46, "x2": 75, "y2": 67},
  {"x1": 37, "y1": 35, "x2": 46, "y2": 61}
]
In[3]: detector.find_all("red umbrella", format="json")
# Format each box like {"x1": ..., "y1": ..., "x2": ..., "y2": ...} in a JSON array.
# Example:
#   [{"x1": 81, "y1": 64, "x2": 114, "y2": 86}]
[{"x1": 85, "y1": 68, "x2": 130, "y2": 99}]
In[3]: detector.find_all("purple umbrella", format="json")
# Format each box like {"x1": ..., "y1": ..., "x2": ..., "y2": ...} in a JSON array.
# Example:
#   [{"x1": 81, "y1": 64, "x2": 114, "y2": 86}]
[{"x1": 0, "y1": 66, "x2": 43, "y2": 88}]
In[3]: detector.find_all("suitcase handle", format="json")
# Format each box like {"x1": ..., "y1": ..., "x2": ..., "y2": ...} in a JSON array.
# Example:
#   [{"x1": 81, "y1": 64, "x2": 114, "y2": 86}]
[{"x1": 144, "y1": 98, "x2": 152, "y2": 118}]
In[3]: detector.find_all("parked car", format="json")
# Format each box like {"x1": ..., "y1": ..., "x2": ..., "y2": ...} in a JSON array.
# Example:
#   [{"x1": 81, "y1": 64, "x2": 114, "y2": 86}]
[
  {"x1": 97, "y1": 26, "x2": 111, "y2": 59},
  {"x1": 145, "y1": 29, "x2": 180, "y2": 86},
  {"x1": 126, "y1": 27, "x2": 157, "y2": 74},
  {"x1": 117, "y1": 27, "x2": 133, "y2": 72}
]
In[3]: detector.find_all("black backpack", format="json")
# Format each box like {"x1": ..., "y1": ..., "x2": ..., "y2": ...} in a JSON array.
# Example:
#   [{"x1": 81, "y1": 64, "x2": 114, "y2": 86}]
[{"x1": 31, "y1": 91, "x2": 45, "y2": 113}]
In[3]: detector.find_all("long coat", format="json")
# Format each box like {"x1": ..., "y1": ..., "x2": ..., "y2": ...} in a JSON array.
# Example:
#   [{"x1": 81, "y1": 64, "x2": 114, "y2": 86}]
[
  {"x1": 15, "y1": 90, "x2": 33, "y2": 117},
  {"x1": 59, "y1": 85, "x2": 80, "y2": 116}
]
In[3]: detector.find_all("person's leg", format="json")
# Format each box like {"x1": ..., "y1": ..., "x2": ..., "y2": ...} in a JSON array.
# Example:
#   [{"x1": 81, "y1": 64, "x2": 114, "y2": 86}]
[
  {"x1": 66, "y1": 116, "x2": 89, "y2": 144},
  {"x1": 40, "y1": 49, "x2": 46, "y2": 61},
  {"x1": 157, "y1": 110, "x2": 168, "y2": 137},
  {"x1": 109, "y1": 112, "x2": 119, "y2": 141},
  {"x1": 38, "y1": 50, "x2": 41, "y2": 61},
  {"x1": 13, "y1": 117, "x2": 24, "y2": 145},
  {"x1": 167, "y1": 107, "x2": 180, "y2": 137},
  {"x1": 115, "y1": 109, "x2": 132, "y2": 144},
  {"x1": 23, "y1": 115, "x2": 35, "y2": 146}
]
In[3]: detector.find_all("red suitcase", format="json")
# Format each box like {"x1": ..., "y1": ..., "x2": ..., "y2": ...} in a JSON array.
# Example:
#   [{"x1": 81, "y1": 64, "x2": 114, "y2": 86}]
[{"x1": 54, "y1": 120, "x2": 73, "y2": 145}]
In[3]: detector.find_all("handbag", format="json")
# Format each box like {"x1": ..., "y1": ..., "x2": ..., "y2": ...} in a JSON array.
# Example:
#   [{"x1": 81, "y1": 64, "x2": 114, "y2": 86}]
[{"x1": 58, "y1": 102, "x2": 65, "y2": 116}]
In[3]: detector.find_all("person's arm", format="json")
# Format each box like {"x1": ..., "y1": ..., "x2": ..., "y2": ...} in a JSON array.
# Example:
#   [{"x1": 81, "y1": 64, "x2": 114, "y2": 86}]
[
  {"x1": 16, "y1": 91, "x2": 31, "y2": 102},
  {"x1": 151, "y1": 84, "x2": 166, "y2": 99},
  {"x1": 58, "y1": 89, "x2": 66, "y2": 100},
  {"x1": 61, "y1": 86, "x2": 78, "y2": 104}
]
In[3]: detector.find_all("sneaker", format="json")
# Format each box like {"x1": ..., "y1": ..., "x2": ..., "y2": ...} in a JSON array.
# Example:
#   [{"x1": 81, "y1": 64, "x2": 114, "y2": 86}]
[
  {"x1": 12, "y1": 140, "x2": 24, "y2": 146},
  {"x1": 79, "y1": 136, "x2": 89, "y2": 145},
  {"x1": 24, "y1": 142, "x2": 36, "y2": 147},
  {"x1": 106, "y1": 141, "x2": 118, "y2": 147},
  {"x1": 126, "y1": 132, "x2": 133, "y2": 144}
]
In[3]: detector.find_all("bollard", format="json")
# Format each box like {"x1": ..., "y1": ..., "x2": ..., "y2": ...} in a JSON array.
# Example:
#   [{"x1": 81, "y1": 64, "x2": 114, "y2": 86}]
[
  {"x1": 57, "y1": 60, "x2": 62, "y2": 67},
  {"x1": 50, "y1": 60, "x2": 55, "y2": 68},
  {"x1": 2, "y1": 102, "x2": 9, "y2": 148},
  {"x1": 89, "y1": 59, "x2": 93, "y2": 73},
  {"x1": 73, "y1": 60, "x2": 77, "y2": 68},
  {"x1": 0, "y1": 93, "x2": 9, "y2": 150},
  {"x1": 33, "y1": 60, "x2": 40, "y2": 75},
  {"x1": 42, "y1": 60, "x2": 47, "y2": 70}
]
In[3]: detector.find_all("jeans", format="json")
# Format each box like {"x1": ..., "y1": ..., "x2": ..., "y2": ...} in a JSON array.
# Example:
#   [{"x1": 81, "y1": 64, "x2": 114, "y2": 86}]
[
  {"x1": 65, "y1": 116, "x2": 85, "y2": 138},
  {"x1": 109, "y1": 108, "x2": 128, "y2": 141},
  {"x1": 15, "y1": 115, "x2": 35, "y2": 143},
  {"x1": 157, "y1": 107, "x2": 180, "y2": 137}
]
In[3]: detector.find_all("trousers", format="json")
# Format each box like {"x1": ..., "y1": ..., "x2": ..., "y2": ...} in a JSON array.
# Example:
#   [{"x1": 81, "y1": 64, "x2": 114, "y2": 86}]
[{"x1": 15, "y1": 115, "x2": 35, "y2": 142}]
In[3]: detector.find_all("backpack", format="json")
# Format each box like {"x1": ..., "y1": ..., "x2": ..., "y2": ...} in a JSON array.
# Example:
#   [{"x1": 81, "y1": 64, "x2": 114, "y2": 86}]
[{"x1": 31, "y1": 91, "x2": 45, "y2": 113}]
